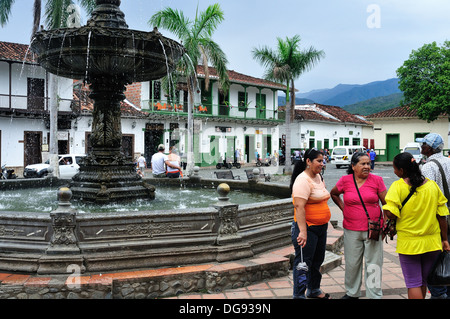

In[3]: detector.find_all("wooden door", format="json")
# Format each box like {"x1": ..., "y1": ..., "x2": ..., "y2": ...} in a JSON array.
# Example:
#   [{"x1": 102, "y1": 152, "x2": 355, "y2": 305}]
[
  {"x1": 27, "y1": 78, "x2": 45, "y2": 111},
  {"x1": 24, "y1": 131, "x2": 42, "y2": 167}
]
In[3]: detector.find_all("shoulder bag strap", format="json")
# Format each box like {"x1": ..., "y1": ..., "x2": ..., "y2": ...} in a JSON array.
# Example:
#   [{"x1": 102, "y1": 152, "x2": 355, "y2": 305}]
[
  {"x1": 401, "y1": 188, "x2": 415, "y2": 210},
  {"x1": 430, "y1": 159, "x2": 450, "y2": 202},
  {"x1": 353, "y1": 174, "x2": 382, "y2": 221}
]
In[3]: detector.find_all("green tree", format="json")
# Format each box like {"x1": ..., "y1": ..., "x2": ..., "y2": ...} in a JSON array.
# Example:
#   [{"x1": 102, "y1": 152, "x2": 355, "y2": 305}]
[
  {"x1": 397, "y1": 41, "x2": 450, "y2": 122},
  {"x1": 252, "y1": 35, "x2": 324, "y2": 172},
  {"x1": 149, "y1": 4, "x2": 230, "y2": 175}
]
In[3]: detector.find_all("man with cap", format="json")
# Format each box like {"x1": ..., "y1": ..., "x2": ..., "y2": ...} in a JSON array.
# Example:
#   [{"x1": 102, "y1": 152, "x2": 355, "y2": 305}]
[{"x1": 416, "y1": 133, "x2": 450, "y2": 299}]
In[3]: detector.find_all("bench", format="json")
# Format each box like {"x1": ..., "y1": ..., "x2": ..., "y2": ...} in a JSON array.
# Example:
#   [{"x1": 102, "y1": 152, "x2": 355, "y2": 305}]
[
  {"x1": 245, "y1": 168, "x2": 271, "y2": 182},
  {"x1": 214, "y1": 171, "x2": 241, "y2": 180}
]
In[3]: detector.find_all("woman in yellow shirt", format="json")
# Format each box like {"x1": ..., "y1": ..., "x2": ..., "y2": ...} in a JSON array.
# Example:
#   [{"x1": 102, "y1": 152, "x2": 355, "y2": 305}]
[{"x1": 383, "y1": 152, "x2": 450, "y2": 299}]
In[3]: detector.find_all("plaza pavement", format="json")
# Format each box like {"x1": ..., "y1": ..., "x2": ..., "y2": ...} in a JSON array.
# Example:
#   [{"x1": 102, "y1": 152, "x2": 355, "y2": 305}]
[
  {"x1": 163, "y1": 163, "x2": 418, "y2": 300},
  {"x1": 166, "y1": 208, "x2": 413, "y2": 300}
]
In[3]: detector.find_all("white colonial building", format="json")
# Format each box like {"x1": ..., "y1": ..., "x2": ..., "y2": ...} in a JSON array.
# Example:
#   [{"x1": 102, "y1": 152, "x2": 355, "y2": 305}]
[
  {"x1": 280, "y1": 103, "x2": 373, "y2": 152},
  {"x1": 0, "y1": 40, "x2": 287, "y2": 174},
  {"x1": 366, "y1": 105, "x2": 450, "y2": 161}
]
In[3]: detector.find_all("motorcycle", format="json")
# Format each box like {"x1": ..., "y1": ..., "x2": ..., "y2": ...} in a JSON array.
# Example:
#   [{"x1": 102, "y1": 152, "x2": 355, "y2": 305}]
[
  {"x1": 1, "y1": 165, "x2": 17, "y2": 180},
  {"x1": 216, "y1": 158, "x2": 232, "y2": 169},
  {"x1": 216, "y1": 157, "x2": 241, "y2": 169},
  {"x1": 256, "y1": 157, "x2": 272, "y2": 167},
  {"x1": 231, "y1": 161, "x2": 241, "y2": 169}
]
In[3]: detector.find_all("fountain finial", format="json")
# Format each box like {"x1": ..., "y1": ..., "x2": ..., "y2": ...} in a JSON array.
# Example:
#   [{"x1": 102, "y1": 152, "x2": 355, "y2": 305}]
[
  {"x1": 97, "y1": 0, "x2": 121, "y2": 4},
  {"x1": 88, "y1": 0, "x2": 128, "y2": 29}
]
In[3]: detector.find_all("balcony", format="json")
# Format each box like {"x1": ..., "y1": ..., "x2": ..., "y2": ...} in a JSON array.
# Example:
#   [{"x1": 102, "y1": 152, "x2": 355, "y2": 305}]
[
  {"x1": 0, "y1": 93, "x2": 80, "y2": 125},
  {"x1": 141, "y1": 99, "x2": 283, "y2": 125}
]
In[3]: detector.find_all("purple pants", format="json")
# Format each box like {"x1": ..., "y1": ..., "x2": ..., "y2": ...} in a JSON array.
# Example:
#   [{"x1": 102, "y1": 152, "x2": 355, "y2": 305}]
[{"x1": 398, "y1": 250, "x2": 441, "y2": 288}]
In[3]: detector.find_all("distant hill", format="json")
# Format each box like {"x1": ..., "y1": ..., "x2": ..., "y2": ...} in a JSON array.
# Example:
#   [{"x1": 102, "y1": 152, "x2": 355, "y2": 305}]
[
  {"x1": 278, "y1": 96, "x2": 314, "y2": 106},
  {"x1": 342, "y1": 92, "x2": 404, "y2": 115},
  {"x1": 296, "y1": 78, "x2": 401, "y2": 107}
]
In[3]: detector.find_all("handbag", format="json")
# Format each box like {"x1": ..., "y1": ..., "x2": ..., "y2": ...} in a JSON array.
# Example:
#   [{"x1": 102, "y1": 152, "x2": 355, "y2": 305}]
[
  {"x1": 383, "y1": 187, "x2": 415, "y2": 241},
  {"x1": 427, "y1": 251, "x2": 450, "y2": 286},
  {"x1": 353, "y1": 174, "x2": 382, "y2": 241}
]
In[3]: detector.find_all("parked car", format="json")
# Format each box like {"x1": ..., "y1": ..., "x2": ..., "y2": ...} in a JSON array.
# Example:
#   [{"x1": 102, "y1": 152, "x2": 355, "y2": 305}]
[
  {"x1": 23, "y1": 154, "x2": 86, "y2": 179},
  {"x1": 402, "y1": 142, "x2": 425, "y2": 165},
  {"x1": 331, "y1": 146, "x2": 366, "y2": 168}
]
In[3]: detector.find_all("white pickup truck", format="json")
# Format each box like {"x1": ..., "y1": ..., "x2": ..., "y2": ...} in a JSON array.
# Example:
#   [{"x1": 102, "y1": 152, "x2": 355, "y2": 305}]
[{"x1": 23, "y1": 154, "x2": 86, "y2": 178}]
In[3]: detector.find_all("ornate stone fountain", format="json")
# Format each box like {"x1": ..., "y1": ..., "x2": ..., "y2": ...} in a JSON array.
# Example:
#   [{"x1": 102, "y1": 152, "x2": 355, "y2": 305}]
[
  {"x1": 31, "y1": 0, "x2": 184, "y2": 203},
  {"x1": 1, "y1": 0, "x2": 295, "y2": 283}
]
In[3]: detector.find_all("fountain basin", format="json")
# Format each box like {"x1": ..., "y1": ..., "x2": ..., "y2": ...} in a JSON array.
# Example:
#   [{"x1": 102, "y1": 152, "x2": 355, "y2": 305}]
[
  {"x1": 31, "y1": 26, "x2": 184, "y2": 83},
  {"x1": 0, "y1": 177, "x2": 292, "y2": 275}
]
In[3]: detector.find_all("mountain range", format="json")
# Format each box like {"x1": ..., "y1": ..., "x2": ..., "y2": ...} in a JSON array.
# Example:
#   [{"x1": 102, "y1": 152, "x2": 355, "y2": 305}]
[{"x1": 278, "y1": 78, "x2": 403, "y2": 115}]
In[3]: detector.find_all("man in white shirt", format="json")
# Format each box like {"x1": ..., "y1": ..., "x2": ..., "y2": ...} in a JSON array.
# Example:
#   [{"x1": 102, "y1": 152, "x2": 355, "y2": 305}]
[
  {"x1": 151, "y1": 144, "x2": 168, "y2": 178},
  {"x1": 416, "y1": 133, "x2": 450, "y2": 299}
]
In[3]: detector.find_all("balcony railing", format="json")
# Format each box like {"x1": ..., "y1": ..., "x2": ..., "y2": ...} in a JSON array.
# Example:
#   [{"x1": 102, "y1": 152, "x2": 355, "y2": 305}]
[
  {"x1": 141, "y1": 99, "x2": 282, "y2": 122},
  {"x1": 0, "y1": 93, "x2": 80, "y2": 114}
]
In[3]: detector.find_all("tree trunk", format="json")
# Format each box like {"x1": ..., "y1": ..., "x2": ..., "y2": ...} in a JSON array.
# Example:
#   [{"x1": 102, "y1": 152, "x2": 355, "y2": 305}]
[
  {"x1": 283, "y1": 80, "x2": 295, "y2": 175},
  {"x1": 48, "y1": 73, "x2": 59, "y2": 178},
  {"x1": 186, "y1": 76, "x2": 195, "y2": 176}
]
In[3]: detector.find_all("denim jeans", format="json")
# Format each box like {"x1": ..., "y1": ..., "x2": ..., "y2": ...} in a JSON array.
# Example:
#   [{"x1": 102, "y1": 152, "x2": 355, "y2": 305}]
[
  {"x1": 291, "y1": 221, "x2": 328, "y2": 299},
  {"x1": 428, "y1": 286, "x2": 449, "y2": 299}
]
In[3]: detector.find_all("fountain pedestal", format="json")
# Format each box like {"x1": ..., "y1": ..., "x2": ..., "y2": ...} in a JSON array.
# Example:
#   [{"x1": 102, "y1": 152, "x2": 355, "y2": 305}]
[{"x1": 70, "y1": 77, "x2": 155, "y2": 203}]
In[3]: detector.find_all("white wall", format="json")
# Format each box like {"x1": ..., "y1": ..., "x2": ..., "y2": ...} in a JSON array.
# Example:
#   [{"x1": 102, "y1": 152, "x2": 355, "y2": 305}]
[
  {"x1": 371, "y1": 117, "x2": 449, "y2": 150},
  {"x1": 0, "y1": 117, "x2": 47, "y2": 166},
  {"x1": 0, "y1": 61, "x2": 73, "y2": 111},
  {"x1": 284, "y1": 121, "x2": 364, "y2": 151}
]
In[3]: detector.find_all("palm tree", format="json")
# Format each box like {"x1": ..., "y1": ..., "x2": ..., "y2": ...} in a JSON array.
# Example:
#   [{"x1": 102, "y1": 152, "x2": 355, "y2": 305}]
[
  {"x1": 149, "y1": 3, "x2": 230, "y2": 175},
  {"x1": 252, "y1": 35, "x2": 324, "y2": 173}
]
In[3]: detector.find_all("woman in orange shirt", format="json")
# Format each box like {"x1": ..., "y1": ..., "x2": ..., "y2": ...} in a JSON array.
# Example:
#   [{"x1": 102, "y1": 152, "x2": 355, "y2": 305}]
[{"x1": 290, "y1": 148, "x2": 331, "y2": 299}]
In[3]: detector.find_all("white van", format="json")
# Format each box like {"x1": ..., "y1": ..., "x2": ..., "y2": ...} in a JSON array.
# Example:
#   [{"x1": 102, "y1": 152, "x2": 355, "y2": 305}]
[
  {"x1": 402, "y1": 142, "x2": 424, "y2": 164},
  {"x1": 331, "y1": 146, "x2": 366, "y2": 168}
]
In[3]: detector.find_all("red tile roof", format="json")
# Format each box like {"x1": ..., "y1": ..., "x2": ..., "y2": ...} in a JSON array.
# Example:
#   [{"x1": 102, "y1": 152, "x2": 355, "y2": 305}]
[
  {"x1": 294, "y1": 104, "x2": 371, "y2": 125},
  {"x1": 1, "y1": 40, "x2": 286, "y2": 91},
  {"x1": 197, "y1": 65, "x2": 287, "y2": 91},
  {"x1": 0, "y1": 41, "x2": 37, "y2": 63},
  {"x1": 73, "y1": 81, "x2": 148, "y2": 117},
  {"x1": 295, "y1": 109, "x2": 340, "y2": 123},
  {"x1": 365, "y1": 105, "x2": 419, "y2": 119}
]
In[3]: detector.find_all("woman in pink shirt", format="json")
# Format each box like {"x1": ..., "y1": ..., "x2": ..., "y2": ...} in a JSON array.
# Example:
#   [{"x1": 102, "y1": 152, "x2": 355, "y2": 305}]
[{"x1": 330, "y1": 152, "x2": 387, "y2": 299}]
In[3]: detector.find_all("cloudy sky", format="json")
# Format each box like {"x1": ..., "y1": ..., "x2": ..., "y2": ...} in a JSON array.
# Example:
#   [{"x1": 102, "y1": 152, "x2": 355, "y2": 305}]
[{"x1": 1, "y1": 0, "x2": 449, "y2": 93}]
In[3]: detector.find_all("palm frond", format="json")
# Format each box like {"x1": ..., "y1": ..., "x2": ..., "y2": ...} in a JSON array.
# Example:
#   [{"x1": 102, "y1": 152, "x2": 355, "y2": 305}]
[
  {"x1": 44, "y1": 0, "x2": 73, "y2": 29},
  {"x1": 150, "y1": 4, "x2": 228, "y2": 94},
  {"x1": 0, "y1": 0, "x2": 16, "y2": 27},
  {"x1": 193, "y1": 3, "x2": 224, "y2": 39},
  {"x1": 252, "y1": 46, "x2": 279, "y2": 70},
  {"x1": 292, "y1": 46, "x2": 325, "y2": 77},
  {"x1": 79, "y1": 0, "x2": 96, "y2": 15},
  {"x1": 254, "y1": 34, "x2": 324, "y2": 83},
  {"x1": 199, "y1": 38, "x2": 229, "y2": 92},
  {"x1": 149, "y1": 7, "x2": 191, "y2": 42}
]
